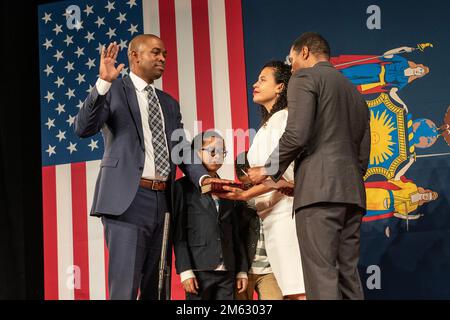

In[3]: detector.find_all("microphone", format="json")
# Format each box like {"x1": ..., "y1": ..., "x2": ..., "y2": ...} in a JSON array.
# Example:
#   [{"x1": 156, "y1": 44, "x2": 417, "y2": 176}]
[{"x1": 158, "y1": 211, "x2": 171, "y2": 300}]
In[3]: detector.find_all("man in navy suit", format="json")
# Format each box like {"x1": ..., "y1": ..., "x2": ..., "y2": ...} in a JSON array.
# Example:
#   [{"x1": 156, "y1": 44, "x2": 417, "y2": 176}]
[{"x1": 75, "y1": 34, "x2": 223, "y2": 300}]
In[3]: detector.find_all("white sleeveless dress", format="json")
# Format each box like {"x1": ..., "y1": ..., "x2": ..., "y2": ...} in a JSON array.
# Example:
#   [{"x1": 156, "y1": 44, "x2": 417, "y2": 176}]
[{"x1": 247, "y1": 110, "x2": 305, "y2": 295}]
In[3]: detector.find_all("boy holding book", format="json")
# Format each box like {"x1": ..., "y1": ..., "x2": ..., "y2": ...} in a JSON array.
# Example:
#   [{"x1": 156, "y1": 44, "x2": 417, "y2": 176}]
[{"x1": 173, "y1": 131, "x2": 248, "y2": 300}]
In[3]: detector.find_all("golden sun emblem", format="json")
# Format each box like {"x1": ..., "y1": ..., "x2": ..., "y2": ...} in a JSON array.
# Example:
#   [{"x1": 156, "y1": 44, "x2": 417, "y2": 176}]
[{"x1": 370, "y1": 110, "x2": 397, "y2": 165}]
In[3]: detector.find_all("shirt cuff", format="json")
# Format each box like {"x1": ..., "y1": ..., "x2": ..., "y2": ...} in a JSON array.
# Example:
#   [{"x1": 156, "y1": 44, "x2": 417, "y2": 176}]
[
  {"x1": 236, "y1": 272, "x2": 248, "y2": 279},
  {"x1": 95, "y1": 78, "x2": 112, "y2": 96},
  {"x1": 180, "y1": 270, "x2": 196, "y2": 283},
  {"x1": 199, "y1": 174, "x2": 211, "y2": 187}
]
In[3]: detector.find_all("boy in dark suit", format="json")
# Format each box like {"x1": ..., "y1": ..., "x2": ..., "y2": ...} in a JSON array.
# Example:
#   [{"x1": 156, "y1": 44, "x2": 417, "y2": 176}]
[{"x1": 173, "y1": 131, "x2": 248, "y2": 300}]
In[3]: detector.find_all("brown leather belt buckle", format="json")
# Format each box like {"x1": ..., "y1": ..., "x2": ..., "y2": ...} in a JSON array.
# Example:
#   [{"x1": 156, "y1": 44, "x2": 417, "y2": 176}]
[{"x1": 140, "y1": 178, "x2": 167, "y2": 191}]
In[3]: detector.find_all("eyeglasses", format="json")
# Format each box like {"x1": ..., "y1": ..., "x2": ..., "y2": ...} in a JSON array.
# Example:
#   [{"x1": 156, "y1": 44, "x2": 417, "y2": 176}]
[{"x1": 201, "y1": 147, "x2": 228, "y2": 158}]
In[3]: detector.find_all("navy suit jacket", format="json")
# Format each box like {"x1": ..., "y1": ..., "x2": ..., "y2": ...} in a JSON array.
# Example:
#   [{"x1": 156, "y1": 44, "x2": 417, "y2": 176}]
[
  {"x1": 173, "y1": 177, "x2": 248, "y2": 274},
  {"x1": 74, "y1": 76, "x2": 207, "y2": 216}
]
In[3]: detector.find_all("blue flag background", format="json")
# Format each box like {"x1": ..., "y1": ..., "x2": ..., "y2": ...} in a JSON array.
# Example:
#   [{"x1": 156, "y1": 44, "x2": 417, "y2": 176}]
[{"x1": 242, "y1": 0, "x2": 450, "y2": 298}]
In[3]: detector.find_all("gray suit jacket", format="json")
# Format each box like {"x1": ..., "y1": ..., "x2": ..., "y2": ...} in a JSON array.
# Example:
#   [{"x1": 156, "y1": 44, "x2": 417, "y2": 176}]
[
  {"x1": 74, "y1": 76, "x2": 207, "y2": 216},
  {"x1": 267, "y1": 61, "x2": 371, "y2": 212}
]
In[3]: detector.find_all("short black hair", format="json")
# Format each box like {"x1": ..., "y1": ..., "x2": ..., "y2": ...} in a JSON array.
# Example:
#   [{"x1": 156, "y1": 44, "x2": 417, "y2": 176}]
[
  {"x1": 191, "y1": 130, "x2": 224, "y2": 152},
  {"x1": 292, "y1": 32, "x2": 330, "y2": 58}
]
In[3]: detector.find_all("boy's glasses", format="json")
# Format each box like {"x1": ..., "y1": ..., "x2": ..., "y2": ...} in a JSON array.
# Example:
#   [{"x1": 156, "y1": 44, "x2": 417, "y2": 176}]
[{"x1": 201, "y1": 148, "x2": 228, "y2": 158}]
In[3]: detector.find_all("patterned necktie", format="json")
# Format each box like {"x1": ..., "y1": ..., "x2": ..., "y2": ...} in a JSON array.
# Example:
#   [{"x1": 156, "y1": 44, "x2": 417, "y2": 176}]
[{"x1": 145, "y1": 85, "x2": 170, "y2": 179}]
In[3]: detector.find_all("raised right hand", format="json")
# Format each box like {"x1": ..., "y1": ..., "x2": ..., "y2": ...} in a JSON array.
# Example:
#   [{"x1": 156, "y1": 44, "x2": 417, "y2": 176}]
[
  {"x1": 182, "y1": 277, "x2": 199, "y2": 295},
  {"x1": 99, "y1": 42, "x2": 125, "y2": 82}
]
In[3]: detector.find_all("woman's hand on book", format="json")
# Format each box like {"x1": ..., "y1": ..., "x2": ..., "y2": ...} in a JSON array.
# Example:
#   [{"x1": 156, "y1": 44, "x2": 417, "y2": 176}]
[{"x1": 215, "y1": 185, "x2": 249, "y2": 201}]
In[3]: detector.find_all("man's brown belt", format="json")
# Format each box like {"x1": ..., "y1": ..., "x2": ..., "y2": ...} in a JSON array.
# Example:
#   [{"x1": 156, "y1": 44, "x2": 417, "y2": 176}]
[{"x1": 139, "y1": 178, "x2": 167, "y2": 191}]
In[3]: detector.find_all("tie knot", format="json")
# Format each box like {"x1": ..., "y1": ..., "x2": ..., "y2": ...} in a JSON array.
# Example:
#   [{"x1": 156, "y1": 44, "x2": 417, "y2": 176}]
[{"x1": 145, "y1": 84, "x2": 154, "y2": 94}]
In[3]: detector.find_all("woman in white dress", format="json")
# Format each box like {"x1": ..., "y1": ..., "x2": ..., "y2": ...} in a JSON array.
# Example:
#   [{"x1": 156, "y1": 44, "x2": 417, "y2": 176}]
[{"x1": 221, "y1": 61, "x2": 305, "y2": 299}]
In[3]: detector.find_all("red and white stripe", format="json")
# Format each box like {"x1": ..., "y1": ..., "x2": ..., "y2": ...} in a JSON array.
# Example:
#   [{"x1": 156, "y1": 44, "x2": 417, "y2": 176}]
[
  {"x1": 43, "y1": 161, "x2": 108, "y2": 300},
  {"x1": 43, "y1": 0, "x2": 248, "y2": 300},
  {"x1": 145, "y1": 0, "x2": 249, "y2": 178}
]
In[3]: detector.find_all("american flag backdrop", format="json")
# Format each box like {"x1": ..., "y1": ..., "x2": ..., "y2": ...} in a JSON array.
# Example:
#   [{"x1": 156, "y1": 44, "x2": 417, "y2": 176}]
[{"x1": 38, "y1": 0, "x2": 248, "y2": 300}]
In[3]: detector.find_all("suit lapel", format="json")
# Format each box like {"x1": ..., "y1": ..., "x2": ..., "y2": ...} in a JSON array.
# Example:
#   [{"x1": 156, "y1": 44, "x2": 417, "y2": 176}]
[
  {"x1": 218, "y1": 199, "x2": 231, "y2": 219},
  {"x1": 122, "y1": 77, "x2": 145, "y2": 150},
  {"x1": 199, "y1": 193, "x2": 218, "y2": 216},
  {"x1": 155, "y1": 89, "x2": 173, "y2": 151}
]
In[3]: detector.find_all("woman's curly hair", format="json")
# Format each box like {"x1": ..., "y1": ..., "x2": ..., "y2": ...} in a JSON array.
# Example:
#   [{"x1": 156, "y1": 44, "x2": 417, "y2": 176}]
[{"x1": 258, "y1": 60, "x2": 291, "y2": 126}]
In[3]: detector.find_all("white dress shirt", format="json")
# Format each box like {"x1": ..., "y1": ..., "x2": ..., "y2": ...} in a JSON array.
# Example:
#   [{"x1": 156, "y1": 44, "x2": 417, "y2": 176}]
[{"x1": 96, "y1": 72, "x2": 168, "y2": 181}]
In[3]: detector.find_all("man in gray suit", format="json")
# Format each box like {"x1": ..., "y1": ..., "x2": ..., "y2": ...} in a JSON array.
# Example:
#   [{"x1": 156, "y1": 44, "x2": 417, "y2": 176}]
[
  {"x1": 75, "y1": 34, "x2": 222, "y2": 299},
  {"x1": 248, "y1": 32, "x2": 371, "y2": 300}
]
